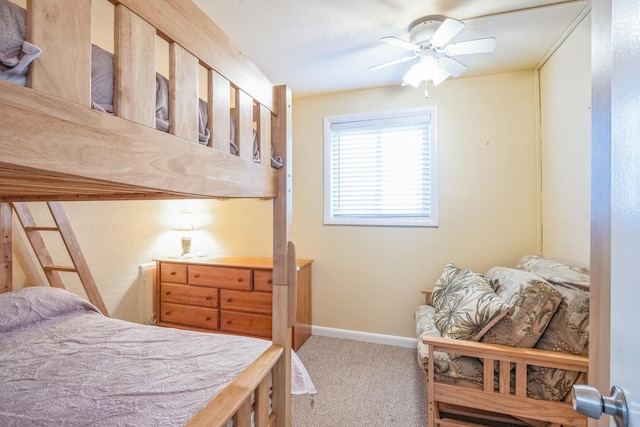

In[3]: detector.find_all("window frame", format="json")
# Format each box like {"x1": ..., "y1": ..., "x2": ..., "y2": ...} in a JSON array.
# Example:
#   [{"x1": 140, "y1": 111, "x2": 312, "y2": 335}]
[{"x1": 323, "y1": 107, "x2": 439, "y2": 227}]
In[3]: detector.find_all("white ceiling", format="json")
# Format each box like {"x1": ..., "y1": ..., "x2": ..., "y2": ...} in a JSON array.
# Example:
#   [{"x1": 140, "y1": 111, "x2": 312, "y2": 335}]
[{"x1": 194, "y1": 0, "x2": 590, "y2": 97}]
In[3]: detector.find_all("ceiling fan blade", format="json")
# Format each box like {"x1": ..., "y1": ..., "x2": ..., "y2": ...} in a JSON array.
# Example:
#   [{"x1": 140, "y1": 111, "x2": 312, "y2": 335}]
[
  {"x1": 430, "y1": 18, "x2": 464, "y2": 48},
  {"x1": 431, "y1": 65, "x2": 451, "y2": 87},
  {"x1": 444, "y1": 37, "x2": 496, "y2": 56},
  {"x1": 438, "y1": 57, "x2": 468, "y2": 78},
  {"x1": 369, "y1": 54, "x2": 418, "y2": 70},
  {"x1": 380, "y1": 36, "x2": 419, "y2": 51}
]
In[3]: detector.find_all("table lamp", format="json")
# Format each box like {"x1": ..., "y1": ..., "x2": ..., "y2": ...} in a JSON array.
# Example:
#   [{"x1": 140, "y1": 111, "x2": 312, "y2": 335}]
[{"x1": 175, "y1": 212, "x2": 195, "y2": 256}]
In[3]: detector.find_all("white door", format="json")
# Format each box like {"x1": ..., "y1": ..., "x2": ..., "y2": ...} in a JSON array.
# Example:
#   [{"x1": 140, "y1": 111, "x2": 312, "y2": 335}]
[{"x1": 591, "y1": 0, "x2": 640, "y2": 425}]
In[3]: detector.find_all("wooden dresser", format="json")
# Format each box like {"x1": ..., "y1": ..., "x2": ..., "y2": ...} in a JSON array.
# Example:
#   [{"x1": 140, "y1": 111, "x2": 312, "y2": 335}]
[{"x1": 154, "y1": 256, "x2": 312, "y2": 351}]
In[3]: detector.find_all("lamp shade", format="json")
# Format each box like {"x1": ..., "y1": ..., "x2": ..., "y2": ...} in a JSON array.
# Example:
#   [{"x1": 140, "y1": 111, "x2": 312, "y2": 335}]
[{"x1": 175, "y1": 212, "x2": 195, "y2": 232}]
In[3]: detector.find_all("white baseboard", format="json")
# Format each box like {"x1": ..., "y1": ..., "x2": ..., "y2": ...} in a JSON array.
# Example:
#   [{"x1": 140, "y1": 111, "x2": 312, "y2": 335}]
[{"x1": 311, "y1": 325, "x2": 417, "y2": 348}]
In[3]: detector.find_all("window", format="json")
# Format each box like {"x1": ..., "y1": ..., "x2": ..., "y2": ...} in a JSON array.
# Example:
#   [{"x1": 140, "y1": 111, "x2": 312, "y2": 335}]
[{"x1": 324, "y1": 107, "x2": 438, "y2": 227}]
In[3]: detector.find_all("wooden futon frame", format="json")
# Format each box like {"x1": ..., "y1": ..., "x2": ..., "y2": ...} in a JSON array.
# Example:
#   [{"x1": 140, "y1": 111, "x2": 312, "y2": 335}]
[
  {"x1": 421, "y1": 290, "x2": 589, "y2": 427},
  {"x1": 0, "y1": 0, "x2": 296, "y2": 426}
]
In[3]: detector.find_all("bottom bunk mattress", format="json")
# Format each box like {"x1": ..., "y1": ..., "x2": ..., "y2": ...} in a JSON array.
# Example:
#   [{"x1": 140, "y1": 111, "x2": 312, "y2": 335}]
[{"x1": 0, "y1": 287, "x2": 314, "y2": 426}]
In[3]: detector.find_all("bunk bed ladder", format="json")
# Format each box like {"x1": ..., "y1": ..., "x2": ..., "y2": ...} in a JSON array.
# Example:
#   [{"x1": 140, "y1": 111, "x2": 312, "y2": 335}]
[{"x1": 11, "y1": 202, "x2": 109, "y2": 316}]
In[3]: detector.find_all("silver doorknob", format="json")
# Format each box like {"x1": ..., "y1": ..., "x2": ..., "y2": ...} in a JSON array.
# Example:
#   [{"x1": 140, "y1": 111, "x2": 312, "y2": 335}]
[{"x1": 572, "y1": 385, "x2": 628, "y2": 427}]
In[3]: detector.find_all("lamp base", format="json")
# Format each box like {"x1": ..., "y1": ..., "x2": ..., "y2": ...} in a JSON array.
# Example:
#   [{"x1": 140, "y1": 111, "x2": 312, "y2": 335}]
[{"x1": 181, "y1": 236, "x2": 191, "y2": 255}]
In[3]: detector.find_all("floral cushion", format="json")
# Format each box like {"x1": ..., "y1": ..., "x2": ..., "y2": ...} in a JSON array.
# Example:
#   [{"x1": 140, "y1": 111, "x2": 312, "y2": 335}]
[
  {"x1": 431, "y1": 263, "x2": 510, "y2": 341},
  {"x1": 516, "y1": 255, "x2": 590, "y2": 290},
  {"x1": 527, "y1": 282, "x2": 590, "y2": 400},
  {"x1": 430, "y1": 262, "x2": 480, "y2": 311},
  {"x1": 415, "y1": 305, "x2": 484, "y2": 385},
  {"x1": 481, "y1": 267, "x2": 562, "y2": 348}
]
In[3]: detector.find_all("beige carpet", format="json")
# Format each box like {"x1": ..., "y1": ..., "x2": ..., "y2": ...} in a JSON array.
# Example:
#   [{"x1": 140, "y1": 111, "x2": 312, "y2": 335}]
[{"x1": 292, "y1": 335, "x2": 428, "y2": 427}]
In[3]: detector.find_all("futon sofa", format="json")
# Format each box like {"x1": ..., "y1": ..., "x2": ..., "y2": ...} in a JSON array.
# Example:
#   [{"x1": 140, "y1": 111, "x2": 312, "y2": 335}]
[{"x1": 415, "y1": 255, "x2": 590, "y2": 427}]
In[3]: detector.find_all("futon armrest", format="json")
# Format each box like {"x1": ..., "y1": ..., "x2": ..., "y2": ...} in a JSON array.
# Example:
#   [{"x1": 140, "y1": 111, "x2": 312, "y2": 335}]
[
  {"x1": 421, "y1": 335, "x2": 588, "y2": 372},
  {"x1": 422, "y1": 288, "x2": 433, "y2": 305}
]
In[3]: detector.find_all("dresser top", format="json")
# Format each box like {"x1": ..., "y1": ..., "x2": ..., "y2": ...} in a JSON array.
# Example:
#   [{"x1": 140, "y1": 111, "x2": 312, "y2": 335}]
[{"x1": 155, "y1": 256, "x2": 313, "y2": 269}]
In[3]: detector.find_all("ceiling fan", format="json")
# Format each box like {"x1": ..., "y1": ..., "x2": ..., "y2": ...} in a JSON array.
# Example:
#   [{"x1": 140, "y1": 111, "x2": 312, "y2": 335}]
[{"x1": 371, "y1": 16, "x2": 496, "y2": 96}]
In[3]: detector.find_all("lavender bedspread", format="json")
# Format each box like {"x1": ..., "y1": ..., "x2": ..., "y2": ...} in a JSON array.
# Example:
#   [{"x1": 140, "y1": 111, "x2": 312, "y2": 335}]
[{"x1": 0, "y1": 287, "x2": 314, "y2": 426}]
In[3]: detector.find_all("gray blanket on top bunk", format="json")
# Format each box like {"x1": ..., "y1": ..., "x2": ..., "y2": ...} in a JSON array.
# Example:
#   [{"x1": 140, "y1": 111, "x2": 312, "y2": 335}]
[
  {"x1": 0, "y1": 0, "x2": 283, "y2": 168},
  {"x1": 0, "y1": 0, "x2": 41, "y2": 84},
  {"x1": 89, "y1": 43, "x2": 213, "y2": 146}
]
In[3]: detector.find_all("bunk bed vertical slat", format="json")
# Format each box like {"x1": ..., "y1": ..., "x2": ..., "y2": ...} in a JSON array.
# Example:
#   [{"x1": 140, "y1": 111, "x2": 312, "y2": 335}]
[
  {"x1": 0, "y1": 202, "x2": 11, "y2": 293},
  {"x1": 26, "y1": 0, "x2": 91, "y2": 106},
  {"x1": 208, "y1": 71, "x2": 231, "y2": 151},
  {"x1": 233, "y1": 399, "x2": 251, "y2": 427},
  {"x1": 237, "y1": 90, "x2": 254, "y2": 161},
  {"x1": 114, "y1": 5, "x2": 157, "y2": 127},
  {"x1": 259, "y1": 105, "x2": 272, "y2": 165},
  {"x1": 169, "y1": 43, "x2": 199, "y2": 142},
  {"x1": 254, "y1": 374, "x2": 271, "y2": 426}
]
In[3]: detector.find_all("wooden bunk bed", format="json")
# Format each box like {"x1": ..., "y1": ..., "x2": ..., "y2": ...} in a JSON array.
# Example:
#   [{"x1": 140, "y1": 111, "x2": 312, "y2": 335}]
[{"x1": 0, "y1": 0, "x2": 299, "y2": 426}]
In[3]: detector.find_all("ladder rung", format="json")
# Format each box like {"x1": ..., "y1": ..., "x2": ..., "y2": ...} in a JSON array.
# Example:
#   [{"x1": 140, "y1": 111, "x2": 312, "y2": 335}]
[
  {"x1": 12, "y1": 201, "x2": 109, "y2": 316},
  {"x1": 24, "y1": 226, "x2": 59, "y2": 232},
  {"x1": 44, "y1": 265, "x2": 77, "y2": 273}
]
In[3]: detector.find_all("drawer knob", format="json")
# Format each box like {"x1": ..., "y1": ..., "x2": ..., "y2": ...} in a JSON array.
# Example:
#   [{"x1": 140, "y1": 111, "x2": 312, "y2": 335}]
[
  {"x1": 238, "y1": 277, "x2": 243, "y2": 282},
  {"x1": 206, "y1": 296, "x2": 212, "y2": 300},
  {"x1": 268, "y1": 280, "x2": 272, "y2": 284},
  {"x1": 170, "y1": 271, "x2": 176, "y2": 276},
  {"x1": 227, "y1": 320, "x2": 232, "y2": 324},
  {"x1": 194, "y1": 273, "x2": 200, "y2": 278},
  {"x1": 165, "y1": 291, "x2": 172, "y2": 296},
  {"x1": 227, "y1": 298, "x2": 233, "y2": 303},
  {"x1": 165, "y1": 311, "x2": 171, "y2": 315},
  {"x1": 205, "y1": 316, "x2": 211, "y2": 321}
]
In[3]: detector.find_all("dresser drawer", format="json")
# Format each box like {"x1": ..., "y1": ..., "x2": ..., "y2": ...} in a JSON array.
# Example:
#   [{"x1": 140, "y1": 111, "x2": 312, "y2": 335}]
[
  {"x1": 160, "y1": 302, "x2": 218, "y2": 330},
  {"x1": 220, "y1": 311, "x2": 271, "y2": 338},
  {"x1": 189, "y1": 265, "x2": 252, "y2": 291},
  {"x1": 160, "y1": 263, "x2": 187, "y2": 283},
  {"x1": 161, "y1": 283, "x2": 218, "y2": 308},
  {"x1": 220, "y1": 289, "x2": 272, "y2": 315},
  {"x1": 253, "y1": 269, "x2": 273, "y2": 292}
]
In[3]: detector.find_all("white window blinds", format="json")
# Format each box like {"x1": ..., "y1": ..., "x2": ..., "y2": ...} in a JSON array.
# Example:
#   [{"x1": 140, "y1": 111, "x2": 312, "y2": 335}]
[{"x1": 324, "y1": 108, "x2": 438, "y2": 227}]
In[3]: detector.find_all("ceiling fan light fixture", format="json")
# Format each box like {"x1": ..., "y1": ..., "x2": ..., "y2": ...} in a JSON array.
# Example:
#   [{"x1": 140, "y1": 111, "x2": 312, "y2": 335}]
[
  {"x1": 402, "y1": 62, "x2": 423, "y2": 88},
  {"x1": 402, "y1": 56, "x2": 450, "y2": 89},
  {"x1": 432, "y1": 64, "x2": 451, "y2": 86}
]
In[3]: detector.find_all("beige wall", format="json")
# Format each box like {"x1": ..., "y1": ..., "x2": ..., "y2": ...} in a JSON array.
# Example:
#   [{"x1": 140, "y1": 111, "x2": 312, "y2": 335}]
[
  {"x1": 12, "y1": 71, "x2": 539, "y2": 338},
  {"x1": 539, "y1": 14, "x2": 591, "y2": 267},
  {"x1": 12, "y1": 199, "x2": 273, "y2": 323},
  {"x1": 292, "y1": 72, "x2": 539, "y2": 337}
]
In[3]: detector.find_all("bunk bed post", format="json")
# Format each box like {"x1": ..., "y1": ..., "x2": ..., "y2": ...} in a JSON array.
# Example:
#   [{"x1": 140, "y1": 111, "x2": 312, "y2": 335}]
[
  {"x1": 0, "y1": 202, "x2": 11, "y2": 293},
  {"x1": 271, "y1": 85, "x2": 293, "y2": 427}
]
